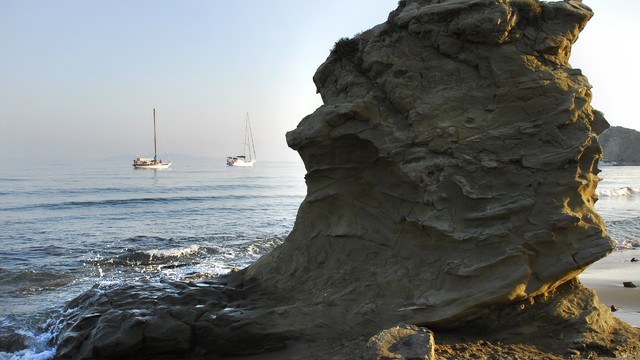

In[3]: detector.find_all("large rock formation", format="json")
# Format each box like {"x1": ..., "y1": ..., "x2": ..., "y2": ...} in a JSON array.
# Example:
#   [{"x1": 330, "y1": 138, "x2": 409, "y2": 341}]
[
  {"x1": 247, "y1": 0, "x2": 613, "y2": 327},
  {"x1": 599, "y1": 126, "x2": 640, "y2": 164},
  {"x1": 54, "y1": 0, "x2": 640, "y2": 358}
]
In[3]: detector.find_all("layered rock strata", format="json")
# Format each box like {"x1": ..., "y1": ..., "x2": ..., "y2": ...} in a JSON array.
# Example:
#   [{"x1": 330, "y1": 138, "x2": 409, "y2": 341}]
[
  {"x1": 245, "y1": 0, "x2": 613, "y2": 328},
  {"x1": 55, "y1": 0, "x2": 640, "y2": 358}
]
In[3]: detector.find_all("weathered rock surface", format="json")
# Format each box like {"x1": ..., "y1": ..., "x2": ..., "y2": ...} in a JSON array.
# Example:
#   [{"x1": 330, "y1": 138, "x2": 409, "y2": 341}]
[
  {"x1": 599, "y1": 126, "x2": 640, "y2": 164},
  {"x1": 245, "y1": 0, "x2": 614, "y2": 330},
  {"x1": 54, "y1": 0, "x2": 640, "y2": 359},
  {"x1": 365, "y1": 323, "x2": 435, "y2": 360}
]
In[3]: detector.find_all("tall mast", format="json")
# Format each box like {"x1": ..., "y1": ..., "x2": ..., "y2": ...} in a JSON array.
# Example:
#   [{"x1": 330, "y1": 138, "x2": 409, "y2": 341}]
[
  {"x1": 244, "y1": 113, "x2": 250, "y2": 159},
  {"x1": 244, "y1": 113, "x2": 256, "y2": 161},
  {"x1": 248, "y1": 114, "x2": 256, "y2": 161},
  {"x1": 153, "y1": 108, "x2": 157, "y2": 161}
]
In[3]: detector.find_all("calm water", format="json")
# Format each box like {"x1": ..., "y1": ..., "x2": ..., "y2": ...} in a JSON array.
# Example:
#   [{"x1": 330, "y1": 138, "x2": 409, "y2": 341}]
[
  {"x1": 0, "y1": 160, "x2": 638, "y2": 359},
  {"x1": 0, "y1": 156, "x2": 307, "y2": 359}
]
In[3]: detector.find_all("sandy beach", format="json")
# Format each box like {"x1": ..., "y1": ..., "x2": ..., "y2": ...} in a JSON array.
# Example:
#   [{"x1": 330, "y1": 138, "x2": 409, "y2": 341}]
[{"x1": 579, "y1": 248, "x2": 640, "y2": 327}]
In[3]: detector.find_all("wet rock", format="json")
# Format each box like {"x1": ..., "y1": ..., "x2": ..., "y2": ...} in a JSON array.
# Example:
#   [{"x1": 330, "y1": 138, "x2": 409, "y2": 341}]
[
  {"x1": 0, "y1": 330, "x2": 29, "y2": 353},
  {"x1": 54, "y1": 281, "x2": 230, "y2": 359},
  {"x1": 142, "y1": 311, "x2": 192, "y2": 355},
  {"x1": 623, "y1": 282, "x2": 637, "y2": 288}
]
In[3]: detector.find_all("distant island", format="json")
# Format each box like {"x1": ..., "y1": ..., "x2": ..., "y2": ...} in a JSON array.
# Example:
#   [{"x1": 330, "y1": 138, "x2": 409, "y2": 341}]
[{"x1": 599, "y1": 126, "x2": 640, "y2": 165}]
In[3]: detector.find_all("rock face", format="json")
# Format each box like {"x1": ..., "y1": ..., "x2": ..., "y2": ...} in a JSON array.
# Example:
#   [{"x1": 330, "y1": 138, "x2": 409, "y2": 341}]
[
  {"x1": 55, "y1": 0, "x2": 640, "y2": 358},
  {"x1": 599, "y1": 126, "x2": 640, "y2": 164},
  {"x1": 244, "y1": 0, "x2": 613, "y2": 327}
]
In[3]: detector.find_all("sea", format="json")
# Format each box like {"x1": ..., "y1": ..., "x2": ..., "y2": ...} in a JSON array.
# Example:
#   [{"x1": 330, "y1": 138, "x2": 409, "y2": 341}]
[{"x1": 0, "y1": 159, "x2": 638, "y2": 359}]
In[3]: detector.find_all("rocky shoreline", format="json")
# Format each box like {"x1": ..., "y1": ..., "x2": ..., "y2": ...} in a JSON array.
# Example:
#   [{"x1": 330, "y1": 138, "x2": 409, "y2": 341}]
[
  {"x1": 53, "y1": 0, "x2": 640, "y2": 358},
  {"x1": 53, "y1": 275, "x2": 639, "y2": 359}
]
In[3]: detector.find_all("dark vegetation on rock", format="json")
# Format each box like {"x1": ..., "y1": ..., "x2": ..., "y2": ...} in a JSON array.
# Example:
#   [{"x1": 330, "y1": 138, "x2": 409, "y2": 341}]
[
  {"x1": 510, "y1": 0, "x2": 542, "y2": 19},
  {"x1": 330, "y1": 37, "x2": 361, "y2": 61},
  {"x1": 53, "y1": 1, "x2": 640, "y2": 359}
]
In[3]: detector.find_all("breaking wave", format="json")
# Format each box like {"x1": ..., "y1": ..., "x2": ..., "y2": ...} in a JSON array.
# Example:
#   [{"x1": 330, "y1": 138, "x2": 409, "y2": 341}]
[
  {"x1": 92, "y1": 244, "x2": 219, "y2": 267},
  {"x1": 597, "y1": 186, "x2": 640, "y2": 198}
]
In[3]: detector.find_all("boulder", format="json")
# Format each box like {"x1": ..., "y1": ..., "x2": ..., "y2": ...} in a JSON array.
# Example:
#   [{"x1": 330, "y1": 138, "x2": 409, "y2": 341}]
[{"x1": 365, "y1": 323, "x2": 435, "y2": 360}]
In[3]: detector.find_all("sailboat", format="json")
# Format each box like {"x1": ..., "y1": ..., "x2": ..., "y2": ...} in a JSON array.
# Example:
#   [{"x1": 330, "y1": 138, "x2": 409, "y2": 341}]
[
  {"x1": 226, "y1": 113, "x2": 256, "y2": 167},
  {"x1": 133, "y1": 108, "x2": 172, "y2": 169}
]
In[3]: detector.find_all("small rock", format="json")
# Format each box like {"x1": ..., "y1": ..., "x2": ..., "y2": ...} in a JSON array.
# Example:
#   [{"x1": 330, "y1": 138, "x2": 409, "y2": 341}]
[
  {"x1": 365, "y1": 323, "x2": 435, "y2": 360},
  {"x1": 611, "y1": 305, "x2": 619, "y2": 312},
  {"x1": 623, "y1": 282, "x2": 637, "y2": 288},
  {"x1": 0, "y1": 331, "x2": 29, "y2": 353},
  {"x1": 567, "y1": 348, "x2": 581, "y2": 357},
  {"x1": 631, "y1": 257, "x2": 638, "y2": 262}
]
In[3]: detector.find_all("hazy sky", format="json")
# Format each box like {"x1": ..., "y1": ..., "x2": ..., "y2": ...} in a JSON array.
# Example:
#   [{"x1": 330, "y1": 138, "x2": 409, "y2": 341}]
[{"x1": 1, "y1": 1, "x2": 637, "y2": 162}]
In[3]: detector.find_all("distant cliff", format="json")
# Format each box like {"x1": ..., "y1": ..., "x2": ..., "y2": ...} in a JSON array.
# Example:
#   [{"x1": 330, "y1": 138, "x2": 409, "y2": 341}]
[{"x1": 599, "y1": 126, "x2": 640, "y2": 164}]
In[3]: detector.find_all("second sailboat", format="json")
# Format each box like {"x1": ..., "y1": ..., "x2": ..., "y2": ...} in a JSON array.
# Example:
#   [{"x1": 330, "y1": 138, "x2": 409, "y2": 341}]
[{"x1": 226, "y1": 113, "x2": 256, "y2": 167}]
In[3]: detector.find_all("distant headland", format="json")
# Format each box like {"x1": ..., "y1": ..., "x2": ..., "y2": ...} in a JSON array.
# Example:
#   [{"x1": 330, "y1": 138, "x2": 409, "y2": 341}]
[{"x1": 599, "y1": 126, "x2": 640, "y2": 165}]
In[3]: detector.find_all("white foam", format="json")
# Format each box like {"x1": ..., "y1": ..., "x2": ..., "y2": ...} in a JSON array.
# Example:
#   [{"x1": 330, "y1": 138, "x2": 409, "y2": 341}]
[
  {"x1": 618, "y1": 240, "x2": 640, "y2": 249},
  {"x1": 0, "y1": 349, "x2": 55, "y2": 360},
  {"x1": 0, "y1": 331, "x2": 55, "y2": 360},
  {"x1": 597, "y1": 186, "x2": 640, "y2": 197},
  {"x1": 146, "y1": 244, "x2": 202, "y2": 259}
]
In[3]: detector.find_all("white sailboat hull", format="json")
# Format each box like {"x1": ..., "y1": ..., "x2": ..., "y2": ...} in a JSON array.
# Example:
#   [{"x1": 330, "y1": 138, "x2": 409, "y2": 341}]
[
  {"x1": 133, "y1": 162, "x2": 172, "y2": 169},
  {"x1": 227, "y1": 158, "x2": 255, "y2": 167}
]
